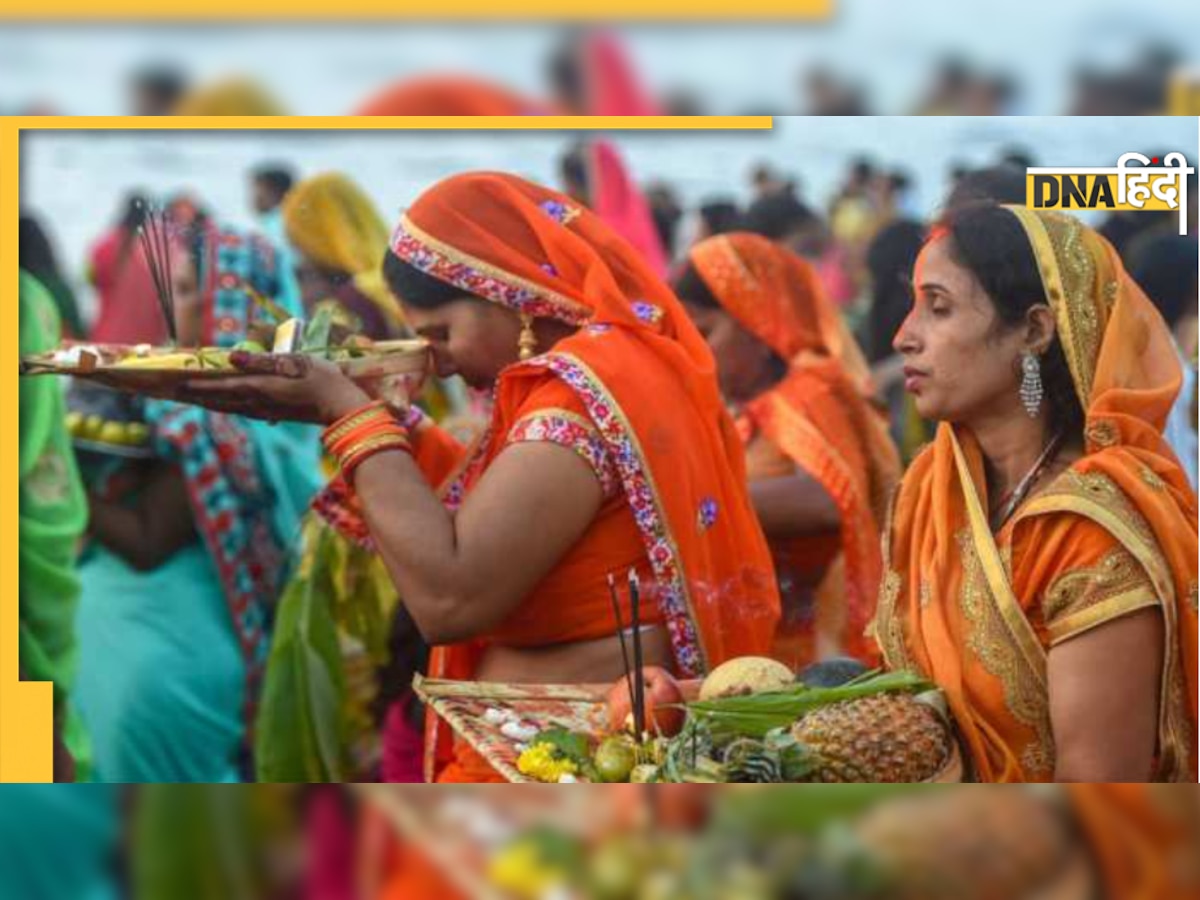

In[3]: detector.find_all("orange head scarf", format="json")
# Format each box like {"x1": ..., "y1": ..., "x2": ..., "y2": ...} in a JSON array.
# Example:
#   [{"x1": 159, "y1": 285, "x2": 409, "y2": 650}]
[
  {"x1": 689, "y1": 233, "x2": 900, "y2": 661},
  {"x1": 876, "y1": 207, "x2": 1197, "y2": 784},
  {"x1": 354, "y1": 76, "x2": 548, "y2": 116},
  {"x1": 390, "y1": 173, "x2": 781, "y2": 677}
]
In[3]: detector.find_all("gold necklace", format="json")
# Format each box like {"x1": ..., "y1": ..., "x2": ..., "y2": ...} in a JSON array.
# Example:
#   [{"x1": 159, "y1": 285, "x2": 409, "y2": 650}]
[{"x1": 989, "y1": 431, "x2": 1065, "y2": 531}]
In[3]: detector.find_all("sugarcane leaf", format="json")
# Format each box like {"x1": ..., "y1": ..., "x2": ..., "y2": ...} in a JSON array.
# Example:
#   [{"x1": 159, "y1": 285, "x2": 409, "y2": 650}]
[
  {"x1": 686, "y1": 671, "x2": 934, "y2": 739},
  {"x1": 244, "y1": 284, "x2": 291, "y2": 326},
  {"x1": 300, "y1": 305, "x2": 335, "y2": 353}
]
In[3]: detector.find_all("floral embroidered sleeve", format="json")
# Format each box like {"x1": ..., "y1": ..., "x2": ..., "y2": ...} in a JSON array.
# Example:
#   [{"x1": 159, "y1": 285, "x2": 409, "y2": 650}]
[
  {"x1": 506, "y1": 409, "x2": 620, "y2": 501},
  {"x1": 1011, "y1": 512, "x2": 1161, "y2": 648},
  {"x1": 1040, "y1": 544, "x2": 1159, "y2": 646}
]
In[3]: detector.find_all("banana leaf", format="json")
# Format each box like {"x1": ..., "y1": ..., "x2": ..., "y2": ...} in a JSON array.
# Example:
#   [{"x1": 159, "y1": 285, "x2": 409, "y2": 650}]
[
  {"x1": 254, "y1": 514, "x2": 401, "y2": 782},
  {"x1": 254, "y1": 521, "x2": 348, "y2": 782},
  {"x1": 324, "y1": 521, "x2": 399, "y2": 664}
]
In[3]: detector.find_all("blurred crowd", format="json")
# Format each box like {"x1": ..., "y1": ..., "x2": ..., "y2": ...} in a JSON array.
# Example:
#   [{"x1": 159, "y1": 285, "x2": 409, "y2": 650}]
[{"x1": 0, "y1": 23, "x2": 1196, "y2": 117}]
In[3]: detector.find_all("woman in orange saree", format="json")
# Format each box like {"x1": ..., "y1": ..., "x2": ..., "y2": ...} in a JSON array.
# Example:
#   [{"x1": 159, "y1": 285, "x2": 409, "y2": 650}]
[
  {"x1": 182, "y1": 171, "x2": 781, "y2": 786},
  {"x1": 675, "y1": 233, "x2": 901, "y2": 667},
  {"x1": 875, "y1": 202, "x2": 1197, "y2": 792}
]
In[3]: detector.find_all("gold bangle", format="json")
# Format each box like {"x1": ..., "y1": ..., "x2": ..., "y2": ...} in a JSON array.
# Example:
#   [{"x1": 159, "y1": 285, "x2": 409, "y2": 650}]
[
  {"x1": 322, "y1": 401, "x2": 389, "y2": 446},
  {"x1": 339, "y1": 433, "x2": 412, "y2": 469}
]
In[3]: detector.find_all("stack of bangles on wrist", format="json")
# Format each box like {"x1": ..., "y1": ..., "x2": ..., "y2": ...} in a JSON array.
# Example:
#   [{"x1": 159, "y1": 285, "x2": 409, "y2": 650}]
[{"x1": 322, "y1": 401, "x2": 412, "y2": 486}]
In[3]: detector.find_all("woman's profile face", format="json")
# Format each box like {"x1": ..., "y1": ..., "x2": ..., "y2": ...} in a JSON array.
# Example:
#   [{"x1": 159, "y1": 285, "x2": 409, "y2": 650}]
[
  {"x1": 894, "y1": 235, "x2": 1030, "y2": 424},
  {"x1": 685, "y1": 302, "x2": 774, "y2": 403},
  {"x1": 402, "y1": 296, "x2": 524, "y2": 390}
]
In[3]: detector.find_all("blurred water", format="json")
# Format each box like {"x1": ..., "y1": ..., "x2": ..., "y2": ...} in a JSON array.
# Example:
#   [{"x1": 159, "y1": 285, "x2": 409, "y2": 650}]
[{"x1": 20, "y1": 117, "x2": 1198, "y2": 323}]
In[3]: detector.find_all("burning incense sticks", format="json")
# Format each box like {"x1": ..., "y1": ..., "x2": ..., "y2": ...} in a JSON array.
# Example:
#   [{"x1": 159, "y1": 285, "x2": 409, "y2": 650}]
[{"x1": 136, "y1": 203, "x2": 178, "y2": 345}]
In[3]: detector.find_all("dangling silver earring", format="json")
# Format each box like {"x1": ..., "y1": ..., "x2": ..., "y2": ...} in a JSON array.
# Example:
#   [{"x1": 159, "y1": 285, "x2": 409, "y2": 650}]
[{"x1": 1019, "y1": 352, "x2": 1043, "y2": 418}]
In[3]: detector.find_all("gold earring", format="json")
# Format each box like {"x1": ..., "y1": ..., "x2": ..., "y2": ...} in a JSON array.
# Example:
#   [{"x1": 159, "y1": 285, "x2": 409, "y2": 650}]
[{"x1": 518, "y1": 313, "x2": 538, "y2": 360}]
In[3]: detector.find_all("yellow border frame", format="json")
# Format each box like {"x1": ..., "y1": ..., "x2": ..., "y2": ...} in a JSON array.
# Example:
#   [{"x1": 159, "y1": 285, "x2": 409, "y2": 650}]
[
  {"x1": 1, "y1": 1, "x2": 831, "y2": 19},
  {"x1": 1, "y1": 114, "x2": 771, "y2": 782}
]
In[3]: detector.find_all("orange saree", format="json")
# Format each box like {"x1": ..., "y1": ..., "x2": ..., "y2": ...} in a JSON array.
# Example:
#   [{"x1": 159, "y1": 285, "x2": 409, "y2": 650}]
[
  {"x1": 690, "y1": 233, "x2": 901, "y2": 667},
  {"x1": 385, "y1": 174, "x2": 780, "y2": 786},
  {"x1": 873, "y1": 207, "x2": 1197, "y2": 792}
]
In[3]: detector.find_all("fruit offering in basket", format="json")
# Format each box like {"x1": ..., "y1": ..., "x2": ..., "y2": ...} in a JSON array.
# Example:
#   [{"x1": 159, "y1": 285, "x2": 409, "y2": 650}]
[
  {"x1": 630, "y1": 664, "x2": 960, "y2": 784},
  {"x1": 20, "y1": 314, "x2": 429, "y2": 387}
]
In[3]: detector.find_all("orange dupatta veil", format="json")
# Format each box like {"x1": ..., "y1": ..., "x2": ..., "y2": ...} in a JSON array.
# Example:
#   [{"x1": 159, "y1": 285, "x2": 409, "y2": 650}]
[
  {"x1": 873, "y1": 207, "x2": 1198, "y2": 787},
  {"x1": 389, "y1": 173, "x2": 781, "y2": 776},
  {"x1": 354, "y1": 76, "x2": 549, "y2": 116},
  {"x1": 691, "y1": 233, "x2": 901, "y2": 661}
]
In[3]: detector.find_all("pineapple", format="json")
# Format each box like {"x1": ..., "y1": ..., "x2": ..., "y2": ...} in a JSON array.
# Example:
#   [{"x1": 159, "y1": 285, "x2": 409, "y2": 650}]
[{"x1": 791, "y1": 693, "x2": 951, "y2": 783}]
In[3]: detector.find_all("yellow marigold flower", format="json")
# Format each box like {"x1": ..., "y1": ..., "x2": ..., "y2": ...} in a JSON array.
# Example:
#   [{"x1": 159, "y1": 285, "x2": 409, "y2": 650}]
[{"x1": 516, "y1": 742, "x2": 579, "y2": 783}]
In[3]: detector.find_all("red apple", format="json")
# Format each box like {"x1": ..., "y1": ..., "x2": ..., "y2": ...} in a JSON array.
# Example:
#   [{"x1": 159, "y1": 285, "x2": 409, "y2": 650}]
[{"x1": 606, "y1": 666, "x2": 686, "y2": 737}]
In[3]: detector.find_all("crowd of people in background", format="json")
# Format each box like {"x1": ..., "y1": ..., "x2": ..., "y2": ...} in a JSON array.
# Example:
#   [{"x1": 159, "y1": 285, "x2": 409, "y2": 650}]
[
  {"x1": 2, "y1": 29, "x2": 1192, "y2": 117},
  {"x1": 20, "y1": 142, "x2": 1199, "y2": 480}
]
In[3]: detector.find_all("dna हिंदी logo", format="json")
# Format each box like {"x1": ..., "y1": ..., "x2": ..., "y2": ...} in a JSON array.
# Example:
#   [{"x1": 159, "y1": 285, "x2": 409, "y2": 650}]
[{"x1": 1027, "y1": 152, "x2": 1194, "y2": 235}]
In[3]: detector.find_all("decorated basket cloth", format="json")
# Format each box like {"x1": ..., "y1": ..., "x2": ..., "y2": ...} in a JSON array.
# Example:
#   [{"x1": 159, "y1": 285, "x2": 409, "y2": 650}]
[
  {"x1": 414, "y1": 677, "x2": 613, "y2": 783},
  {"x1": 413, "y1": 676, "x2": 964, "y2": 784}
]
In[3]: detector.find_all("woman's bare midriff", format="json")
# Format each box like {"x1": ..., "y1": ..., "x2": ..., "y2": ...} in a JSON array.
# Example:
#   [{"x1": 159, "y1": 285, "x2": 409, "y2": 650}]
[{"x1": 475, "y1": 626, "x2": 674, "y2": 684}]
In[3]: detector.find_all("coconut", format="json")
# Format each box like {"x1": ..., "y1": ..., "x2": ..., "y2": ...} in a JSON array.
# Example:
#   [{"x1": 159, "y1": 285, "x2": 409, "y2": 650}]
[{"x1": 698, "y1": 656, "x2": 794, "y2": 701}]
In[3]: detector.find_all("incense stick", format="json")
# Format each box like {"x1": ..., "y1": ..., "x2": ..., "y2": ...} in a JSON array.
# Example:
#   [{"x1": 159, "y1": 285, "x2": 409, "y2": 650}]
[
  {"x1": 607, "y1": 573, "x2": 637, "y2": 732},
  {"x1": 628, "y1": 568, "x2": 645, "y2": 740},
  {"x1": 157, "y1": 209, "x2": 178, "y2": 344},
  {"x1": 137, "y1": 205, "x2": 178, "y2": 345}
]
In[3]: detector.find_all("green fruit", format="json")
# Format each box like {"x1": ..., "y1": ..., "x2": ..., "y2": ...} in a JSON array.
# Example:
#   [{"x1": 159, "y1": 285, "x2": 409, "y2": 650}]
[
  {"x1": 126, "y1": 423, "x2": 150, "y2": 445},
  {"x1": 233, "y1": 340, "x2": 267, "y2": 354},
  {"x1": 97, "y1": 422, "x2": 127, "y2": 445},
  {"x1": 593, "y1": 736, "x2": 638, "y2": 783},
  {"x1": 82, "y1": 415, "x2": 105, "y2": 440},
  {"x1": 65, "y1": 411, "x2": 83, "y2": 435}
]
